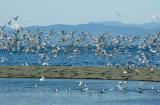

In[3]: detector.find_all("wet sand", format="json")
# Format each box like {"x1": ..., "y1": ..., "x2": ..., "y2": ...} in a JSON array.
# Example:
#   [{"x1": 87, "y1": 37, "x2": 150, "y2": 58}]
[{"x1": 0, "y1": 66, "x2": 160, "y2": 82}]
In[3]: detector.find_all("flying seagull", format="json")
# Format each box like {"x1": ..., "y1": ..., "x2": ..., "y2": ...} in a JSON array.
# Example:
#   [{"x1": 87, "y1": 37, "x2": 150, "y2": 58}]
[
  {"x1": 8, "y1": 20, "x2": 12, "y2": 25},
  {"x1": 13, "y1": 16, "x2": 18, "y2": 21},
  {"x1": 116, "y1": 12, "x2": 122, "y2": 17},
  {"x1": 0, "y1": 25, "x2": 6, "y2": 30}
]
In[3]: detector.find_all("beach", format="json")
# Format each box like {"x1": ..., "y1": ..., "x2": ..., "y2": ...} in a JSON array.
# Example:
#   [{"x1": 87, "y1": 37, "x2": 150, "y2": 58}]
[{"x1": 0, "y1": 66, "x2": 159, "y2": 82}]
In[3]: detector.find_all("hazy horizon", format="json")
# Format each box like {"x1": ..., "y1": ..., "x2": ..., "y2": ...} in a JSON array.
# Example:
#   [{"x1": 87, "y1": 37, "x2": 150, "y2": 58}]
[
  {"x1": 0, "y1": 0, "x2": 160, "y2": 26},
  {"x1": 24, "y1": 20, "x2": 160, "y2": 27}
]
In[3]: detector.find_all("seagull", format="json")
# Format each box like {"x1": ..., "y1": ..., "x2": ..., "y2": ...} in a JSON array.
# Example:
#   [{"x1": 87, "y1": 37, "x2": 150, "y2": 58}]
[
  {"x1": 137, "y1": 82, "x2": 143, "y2": 93},
  {"x1": 151, "y1": 87, "x2": 154, "y2": 91},
  {"x1": 150, "y1": 68, "x2": 154, "y2": 71},
  {"x1": 0, "y1": 25, "x2": 6, "y2": 30},
  {"x1": 55, "y1": 89, "x2": 59, "y2": 93},
  {"x1": 39, "y1": 53, "x2": 49, "y2": 66},
  {"x1": 109, "y1": 88, "x2": 114, "y2": 91},
  {"x1": 0, "y1": 57, "x2": 7, "y2": 63},
  {"x1": 99, "y1": 89, "x2": 105, "y2": 93},
  {"x1": 123, "y1": 70, "x2": 128, "y2": 74},
  {"x1": 157, "y1": 89, "x2": 160, "y2": 93},
  {"x1": 78, "y1": 80, "x2": 88, "y2": 92},
  {"x1": 39, "y1": 76, "x2": 45, "y2": 81},
  {"x1": 13, "y1": 16, "x2": 18, "y2": 21},
  {"x1": 135, "y1": 69, "x2": 140, "y2": 75},
  {"x1": 79, "y1": 80, "x2": 83, "y2": 86},
  {"x1": 66, "y1": 88, "x2": 71, "y2": 92},
  {"x1": 116, "y1": 12, "x2": 122, "y2": 17},
  {"x1": 117, "y1": 81, "x2": 128, "y2": 91},
  {"x1": 84, "y1": 84, "x2": 88, "y2": 91},
  {"x1": 34, "y1": 84, "x2": 38, "y2": 88},
  {"x1": 8, "y1": 20, "x2": 12, "y2": 25},
  {"x1": 41, "y1": 62, "x2": 49, "y2": 66}
]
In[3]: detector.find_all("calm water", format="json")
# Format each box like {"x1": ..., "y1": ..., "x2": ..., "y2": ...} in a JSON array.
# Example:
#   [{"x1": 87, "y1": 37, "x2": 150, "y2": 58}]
[{"x1": 0, "y1": 78, "x2": 160, "y2": 105}]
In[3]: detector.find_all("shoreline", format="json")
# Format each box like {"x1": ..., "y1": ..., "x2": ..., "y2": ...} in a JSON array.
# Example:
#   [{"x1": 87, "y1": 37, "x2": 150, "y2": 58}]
[
  {"x1": 0, "y1": 66, "x2": 160, "y2": 82},
  {"x1": 1, "y1": 77, "x2": 160, "y2": 82}
]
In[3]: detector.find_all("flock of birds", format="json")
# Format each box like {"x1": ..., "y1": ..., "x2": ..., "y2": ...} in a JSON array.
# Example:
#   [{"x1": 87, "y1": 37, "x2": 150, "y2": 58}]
[
  {"x1": 153, "y1": 13, "x2": 160, "y2": 23},
  {"x1": 0, "y1": 17, "x2": 160, "y2": 95},
  {"x1": 1, "y1": 16, "x2": 160, "y2": 67},
  {"x1": 35, "y1": 76, "x2": 160, "y2": 94}
]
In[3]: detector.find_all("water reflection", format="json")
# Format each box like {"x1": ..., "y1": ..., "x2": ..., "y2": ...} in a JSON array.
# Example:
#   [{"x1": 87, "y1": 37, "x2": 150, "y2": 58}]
[{"x1": 0, "y1": 78, "x2": 160, "y2": 105}]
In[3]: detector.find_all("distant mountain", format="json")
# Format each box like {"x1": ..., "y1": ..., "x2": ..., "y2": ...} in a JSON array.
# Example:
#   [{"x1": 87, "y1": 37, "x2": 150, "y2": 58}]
[{"x1": 25, "y1": 21, "x2": 160, "y2": 36}]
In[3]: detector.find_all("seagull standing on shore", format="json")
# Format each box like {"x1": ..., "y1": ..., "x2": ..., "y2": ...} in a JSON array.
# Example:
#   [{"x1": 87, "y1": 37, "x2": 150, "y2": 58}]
[
  {"x1": 123, "y1": 70, "x2": 127, "y2": 74},
  {"x1": 40, "y1": 76, "x2": 45, "y2": 81}
]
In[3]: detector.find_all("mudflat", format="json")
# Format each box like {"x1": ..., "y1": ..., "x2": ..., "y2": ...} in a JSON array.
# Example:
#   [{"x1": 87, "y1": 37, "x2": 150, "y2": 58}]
[{"x1": 0, "y1": 66, "x2": 159, "y2": 82}]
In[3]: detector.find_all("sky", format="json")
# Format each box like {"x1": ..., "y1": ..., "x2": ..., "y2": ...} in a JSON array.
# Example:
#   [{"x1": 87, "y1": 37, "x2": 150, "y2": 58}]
[{"x1": 0, "y1": 0, "x2": 160, "y2": 26}]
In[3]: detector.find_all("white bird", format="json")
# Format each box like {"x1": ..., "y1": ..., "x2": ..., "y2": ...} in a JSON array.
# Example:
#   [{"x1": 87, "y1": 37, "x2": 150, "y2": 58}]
[
  {"x1": 117, "y1": 81, "x2": 128, "y2": 91},
  {"x1": 135, "y1": 69, "x2": 140, "y2": 75},
  {"x1": 1, "y1": 57, "x2": 7, "y2": 63},
  {"x1": 79, "y1": 80, "x2": 83, "y2": 86},
  {"x1": 139, "y1": 82, "x2": 143, "y2": 86},
  {"x1": 137, "y1": 82, "x2": 143, "y2": 93},
  {"x1": 39, "y1": 76, "x2": 45, "y2": 81},
  {"x1": 11, "y1": 22, "x2": 21, "y2": 30},
  {"x1": 151, "y1": 87, "x2": 154, "y2": 90},
  {"x1": 78, "y1": 80, "x2": 88, "y2": 92},
  {"x1": 99, "y1": 89, "x2": 105, "y2": 93},
  {"x1": 123, "y1": 70, "x2": 127, "y2": 74},
  {"x1": 66, "y1": 88, "x2": 71, "y2": 92},
  {"x1": 34, "y1": 84, "x2": 38, "y2": 88},
  {"x1": 84, "y1": 84, "x2": 88, "y2": 91},
  {"x1": 55, "y1": 89, "x2": 59, "y2": 93},
  {"x1": 150, "y1": 68, "x2": 154, "y2": 71},
  {"x1": 109, "y1": 88, "x2": 114, "y2": 91},
  {"x1": 41, "y1": 62, "x2": 49, "y2": 66}
]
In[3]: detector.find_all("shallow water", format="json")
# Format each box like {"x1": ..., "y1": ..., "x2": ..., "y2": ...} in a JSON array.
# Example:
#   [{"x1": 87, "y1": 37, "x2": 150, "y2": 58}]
[{"x1": 0, "y1": 78, "x2": 160, "y2": 105}]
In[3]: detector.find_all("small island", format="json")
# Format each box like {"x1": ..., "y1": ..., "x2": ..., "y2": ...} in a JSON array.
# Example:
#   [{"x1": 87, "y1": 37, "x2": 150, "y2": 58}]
[{"x1": 0, "y1": 66, "x2": 160, "y2": 82}]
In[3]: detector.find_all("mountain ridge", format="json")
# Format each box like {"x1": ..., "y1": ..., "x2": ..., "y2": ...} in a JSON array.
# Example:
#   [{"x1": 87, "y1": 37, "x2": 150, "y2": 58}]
[{"x1": 24, "y1": 21, "x2": 160, "y2": 35}]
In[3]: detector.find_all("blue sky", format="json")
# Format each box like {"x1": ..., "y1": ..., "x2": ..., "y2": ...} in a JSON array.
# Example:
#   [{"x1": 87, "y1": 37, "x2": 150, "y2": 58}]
[{"x1": 0, "y1": 0, "x2": 160, "y2": 26}]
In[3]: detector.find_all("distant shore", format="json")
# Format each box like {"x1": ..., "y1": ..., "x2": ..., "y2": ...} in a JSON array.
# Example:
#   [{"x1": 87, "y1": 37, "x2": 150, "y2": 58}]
[{"x1": 0, "y1": 66, "x2": 160, "y2": 82}]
